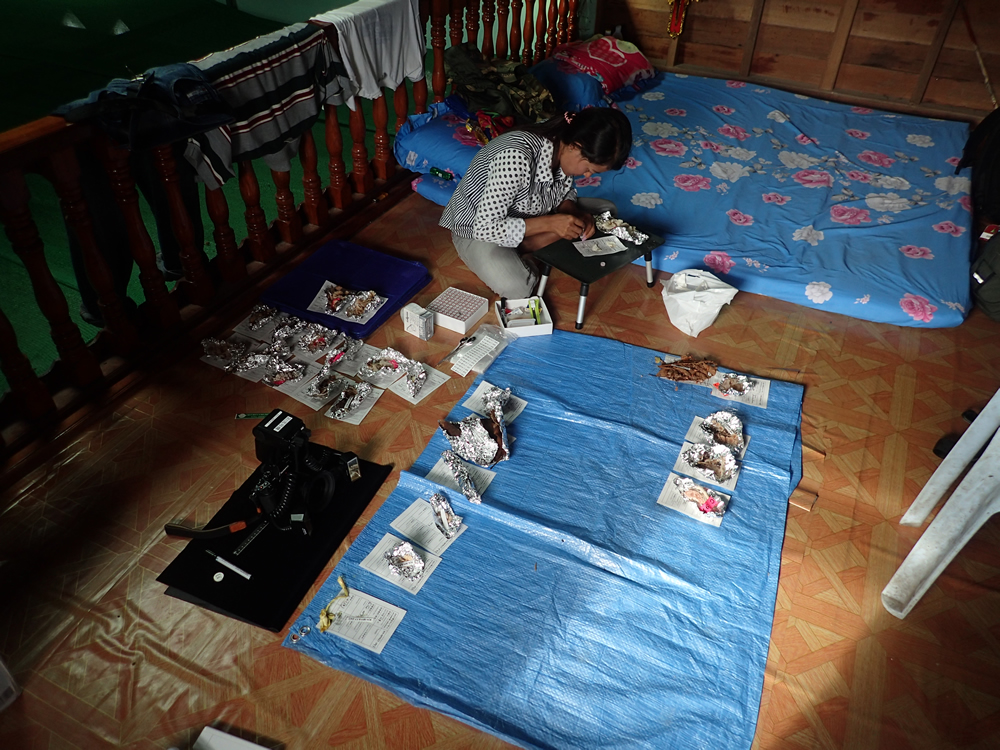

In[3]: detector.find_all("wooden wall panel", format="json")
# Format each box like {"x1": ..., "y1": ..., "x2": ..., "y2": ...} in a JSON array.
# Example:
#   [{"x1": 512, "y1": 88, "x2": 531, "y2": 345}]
[{"x1": 598, "y1": 0, "x2": 999, "y2": 119}]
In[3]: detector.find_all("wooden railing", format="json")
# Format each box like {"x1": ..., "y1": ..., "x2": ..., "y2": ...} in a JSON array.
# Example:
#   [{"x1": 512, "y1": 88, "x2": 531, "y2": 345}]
[{"x1": 0, "y1": 0, "x2": 578, "y2": 473}]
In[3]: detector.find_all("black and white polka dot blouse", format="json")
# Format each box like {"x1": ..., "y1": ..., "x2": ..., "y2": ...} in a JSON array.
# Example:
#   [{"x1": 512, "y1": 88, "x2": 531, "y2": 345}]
[{"x1": 439, "y1": 131, "x2": 577, "y2": 248}]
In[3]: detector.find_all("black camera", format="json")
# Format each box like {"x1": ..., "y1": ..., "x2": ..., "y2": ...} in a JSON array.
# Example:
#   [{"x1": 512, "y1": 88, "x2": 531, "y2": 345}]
[
  {"x1": 166, "y1": 409, "x2": 360, "y2": 540},
  {"x1": 250, "y1": 409, "x2": 361, "y2": 536}
]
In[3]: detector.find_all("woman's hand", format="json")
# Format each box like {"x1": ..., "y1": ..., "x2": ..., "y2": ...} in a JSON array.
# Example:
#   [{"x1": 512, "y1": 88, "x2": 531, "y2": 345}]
[
  {"x1": 578, "y1": 211, "x2": 596, "y2": 240},
  {"x1": 548, "y1": 213, "x2": 586, "y2": 240}
]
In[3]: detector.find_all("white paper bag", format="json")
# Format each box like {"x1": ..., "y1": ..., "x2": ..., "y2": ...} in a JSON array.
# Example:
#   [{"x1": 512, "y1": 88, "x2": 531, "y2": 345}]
[{"x1": 660, "y1": 270, "x2": 738, "y2": 337}]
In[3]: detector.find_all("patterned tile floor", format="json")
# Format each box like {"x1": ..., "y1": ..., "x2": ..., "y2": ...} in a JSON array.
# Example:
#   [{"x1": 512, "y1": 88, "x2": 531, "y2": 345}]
[{"x1": 1, "y1": 193, "x2": 999, "y2": 749}]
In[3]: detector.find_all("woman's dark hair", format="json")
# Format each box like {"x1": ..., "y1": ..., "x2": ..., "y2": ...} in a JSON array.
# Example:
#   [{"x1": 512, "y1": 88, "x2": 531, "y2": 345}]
[{"x1": 518, "y1": 107, "x2": 633, "y2": 170}]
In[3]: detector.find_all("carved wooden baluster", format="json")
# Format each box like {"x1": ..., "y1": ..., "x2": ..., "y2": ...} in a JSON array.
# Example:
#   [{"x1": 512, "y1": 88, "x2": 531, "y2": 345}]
[
  {"x1": 393, "y1": 83, "x2": 410, "y2": 132},
  {"x1": 510, "y1": 0, "x2": 523, "y2": 61},
  {"x1": 271, "y1": 168, "x2": 303, "y2": 245},
  {"x1": 481, "y1": 0, "x2": 496, "y2": 59},
  {"x1": 431, "y1": 0, "x2": 448, "y2": 101},
  {"x1": 0, "y1": 303, "x2": 55, "y2": 419},
  {"x1": 152, "y1": 144, "x2": 213, "y2": 305},
  {"x1": 547, "y1": 0, "x2": 559, "y2": 57},
  {"x1": 567, "y1": 0, "x2": 578, "y2": 40},
  {"x1": 349, "y1": 107, "x2": 375, "y2": 195},
  {"x1": 48, "y1": 147, "x2": 138, "y2": 353},
  {"x1": 204, "y1": 186, "x2": 246, "y2": 283},
  {"x1": 415, "y1": 0, "x2": 430, "y2": 112},
  {"x1": 466, "y1": 0, "x2": 480, "y2": 48},
  {"x1": 496, "y1": 0, "x2": 510, "y2": 60},
  {"x1": 522, "y1": 0, "x2": 536, "y2": 65},
  {"x1": 325, "y1": 104, "x2": 352, "y2": 209},
  {"x1": 534, "y1": 0, "x2": 548, "y2": 64},
  {"x1": 98, "y1": 139, "x2": 179, "y2": 330},
  {"x1": 299, "y1": 129, "x2": 330, "y2": 227},
  {"x1": 299, "y1": 128, "x2": 328, "y2": 228},
  {"x1": 238, "y1": 160, "x2": 275, "y2": 262},
  {"x1": 0, "y1": 170, "x2": 102, "y2": 386},
  {"x1": 449, "y1": 0, "x2": 464, "y2": 47},
  {"x1": 557, "y1": 0, "x2": 569, "y2": 44},
  {"x1": 372, "y1": 93, "x2": 395, "y2": 180}
]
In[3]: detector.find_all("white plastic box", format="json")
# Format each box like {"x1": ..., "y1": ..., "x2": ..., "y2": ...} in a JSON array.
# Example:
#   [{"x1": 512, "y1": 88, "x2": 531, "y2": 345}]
[
  {"x1": 425, "y1": 287, "x2": 489, "y2": 334},
  {"x1": 494, "y1": 296, "x2": 553, "y2": 337}
]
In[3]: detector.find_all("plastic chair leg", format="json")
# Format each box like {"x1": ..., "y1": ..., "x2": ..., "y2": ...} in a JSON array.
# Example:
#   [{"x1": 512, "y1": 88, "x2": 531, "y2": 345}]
[
  {"x1": 901, "y1": 387, "x2": 1000, "y2": 526},
  {"x1": 882, "y1": 427, "x2": 1000, "y2": 619}
]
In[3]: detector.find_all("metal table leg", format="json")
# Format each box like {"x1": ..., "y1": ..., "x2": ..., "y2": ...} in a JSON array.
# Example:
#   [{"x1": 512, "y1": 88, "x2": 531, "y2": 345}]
[
  {"x1": 575, "y1": 283, "x2": 589, "y2": 329},
  {"x1": 645, "y1": 250, "x2": 655, "y2": 288},
  {"x1": 536, "y1": 262, "x2": 551, "y2": 297}
]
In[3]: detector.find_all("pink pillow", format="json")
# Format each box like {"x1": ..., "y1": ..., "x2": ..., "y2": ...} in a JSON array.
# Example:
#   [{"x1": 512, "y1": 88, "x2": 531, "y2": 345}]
[{"x1": 552, "y1": 36, "x2": 654, "y2": 96}]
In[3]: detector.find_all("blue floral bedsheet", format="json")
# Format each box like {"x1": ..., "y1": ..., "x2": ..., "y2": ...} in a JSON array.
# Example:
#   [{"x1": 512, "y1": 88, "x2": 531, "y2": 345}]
[{"x1": 576, "y1": 73, "x2": 974, "y2": 328}]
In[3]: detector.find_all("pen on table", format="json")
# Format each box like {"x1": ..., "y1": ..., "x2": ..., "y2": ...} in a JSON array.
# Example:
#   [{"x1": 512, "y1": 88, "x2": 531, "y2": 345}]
[{"x1": 206, "y1": 549, "x2": 252, "y2": 580}]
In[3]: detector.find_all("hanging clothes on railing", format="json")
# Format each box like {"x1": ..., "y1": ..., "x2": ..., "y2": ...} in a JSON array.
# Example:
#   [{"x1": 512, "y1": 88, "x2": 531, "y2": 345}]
[
  {"x1": 185, "y1": 23, "x2": 352, "y2": 189},
  {"x1": 310, "y1": 0, "x2": 425, "y2": 110}
]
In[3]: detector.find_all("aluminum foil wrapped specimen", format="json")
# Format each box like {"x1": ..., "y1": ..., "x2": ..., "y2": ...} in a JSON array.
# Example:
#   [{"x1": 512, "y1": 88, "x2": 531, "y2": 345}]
[
  {"x1": 341, "y1": 290, "x2": 385, "y2": 320},
  {"x1": 304, "y1": 372, "x2": 346, "y2": 401},
  {"x1": 320, "y1": 335, "x2": 363, "y2": 372},
  {"x1": 384, "y1": 541, "x2": 425, "y2": 581},
  {"x1": 261, "y1": 359, "x2": 306, "y2": 388},
  {"x1": 429, "y1": 492, "x2": 463, "y2": 538},
  {"x1": 246, "y1": 303, "x2": 278, "y2": 331},
  {"x1": 593, "y1": 210, "x2": 649, "y2": 245},
  {"x1": 327, "y1": 380, "x2": 373, "y2": 419},
  {"x1": 682, "y1": 443, "x2": 738, "y2": 484},
  {"x1": 271, "y1": 316, "x2": 308, "y2": 346},
  {"x1": 716, "y1": 373, "x2": 755, "y2": 397},
  {"x1": 441, "y1": 450, "x2": 482, "y2": 504},
  {"x1": 201, "y1": 337, "x2": 247, "y2": 364},
  {"x1": 438, "y1": 396, "x2": 510, "y2": 468},
  {"x1": 297, "y1": 323, "x2": 340, "y2": 355},
  {"x1": 700, "y1": 411, "x2": 745, "y2": 452},
  {"x1": 360, "y1": 347, "x2": 426, "y2": 397},
  {"x1": 673, "y1": 476, "x2": 729, "y2": 518}
]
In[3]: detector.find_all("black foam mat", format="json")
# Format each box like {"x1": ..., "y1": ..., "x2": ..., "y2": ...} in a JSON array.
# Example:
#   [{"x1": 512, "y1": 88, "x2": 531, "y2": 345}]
[{"x1": 157, "y1": 457, "x2": 392, "y2": 632}]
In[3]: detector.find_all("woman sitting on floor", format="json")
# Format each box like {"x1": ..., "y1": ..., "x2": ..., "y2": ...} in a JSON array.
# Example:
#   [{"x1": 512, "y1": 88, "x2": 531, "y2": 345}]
[{"x1": 439, "y1": 107, "x2": 632, "y2": 298}]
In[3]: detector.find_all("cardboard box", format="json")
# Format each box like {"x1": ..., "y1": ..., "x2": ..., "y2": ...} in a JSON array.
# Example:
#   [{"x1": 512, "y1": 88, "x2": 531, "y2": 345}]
[
  {"x1": 425, "y1": 287, "x2": 489, "y2": 334},
  {"x1": 494, "y1": 296, "x2": 553, "y2": 337}
]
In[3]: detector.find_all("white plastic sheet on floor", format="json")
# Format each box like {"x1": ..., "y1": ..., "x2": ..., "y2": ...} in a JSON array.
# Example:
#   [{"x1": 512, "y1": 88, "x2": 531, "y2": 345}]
[{"x1": 285, "y1": 330, "x2": 804, "y2": 749}]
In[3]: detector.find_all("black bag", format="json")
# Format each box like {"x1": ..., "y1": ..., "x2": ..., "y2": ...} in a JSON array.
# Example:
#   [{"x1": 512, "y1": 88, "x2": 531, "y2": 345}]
[
  {"x1": 956, "y1": 108, "x2": 1000, "y2": 228},
  {"x1": 972, "y1": 232, "x2": 1000, "y2": 321}
]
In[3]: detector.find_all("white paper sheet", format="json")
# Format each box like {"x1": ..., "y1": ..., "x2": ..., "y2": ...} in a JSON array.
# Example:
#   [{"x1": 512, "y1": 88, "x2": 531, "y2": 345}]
[
  {"x1": 359, "y1": 533, "x2": 442, "y2": 595},
  {"x1": 327, "y1": 385, "x2": 384, "y2": 424},
  {"x1": 306, "y1": 281, "x2": 387, "y2": 325},
  {"x1": 461, "y1": 381, "x2": 527, "y2": 423},
  {"x1": 270, "y1": 361, "x2": 321, "y2": 396},
  {"x1": 573, "y1": 235, "x2": 628, "y2": 257},
  {"x1": 709, "y1": 372, "x2": 771, "y2": 408},
  {"x1": 232, "y1": 310, "x2": 287, "y2": 343},
  {"x1": 318, "y1": 588, "x2": 406, "y2": 654},
  {"x1": 287, "y1": 370, "x2": 345, "y2": 410},
  {"x1": 331, "y1": 343, "x2": 380, "y2": 377},
  {"x1": 426, "y1": 456, "x2": 496, "y2": 497},
  {"x1": 200, "y1": 333, "x2": 258, "y2": 371},
  {"x1": 656, "y1": 472, "x2": 730, "y2": 527},
  {"x1": 683, "y1": 416, "x2": 750, "y2": 459},
  {"x1": 389, "y1": 499, "x2": 467, "y2": 556},
  {"x1": 452, "y1": 336, "x2": 499, "y2": 376},
  {"x1": 673, "y1": 440, "x2": 743, "y2": 492},
  {"x1": 387, "y1": 364, "x2": 450, "y2": 404}
]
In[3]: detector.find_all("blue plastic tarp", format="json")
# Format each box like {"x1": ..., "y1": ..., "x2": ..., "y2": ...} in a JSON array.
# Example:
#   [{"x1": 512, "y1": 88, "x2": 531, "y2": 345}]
[{"x1": 285, "y1": 330, "x2": 804, "y2": 749}]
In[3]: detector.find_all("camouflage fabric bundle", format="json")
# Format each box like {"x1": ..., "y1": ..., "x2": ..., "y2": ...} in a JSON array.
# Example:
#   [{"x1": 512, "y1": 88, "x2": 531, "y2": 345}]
[{"x1": 444, "y1": 42, "x2": 555, "y2": 124}]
